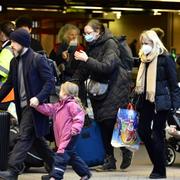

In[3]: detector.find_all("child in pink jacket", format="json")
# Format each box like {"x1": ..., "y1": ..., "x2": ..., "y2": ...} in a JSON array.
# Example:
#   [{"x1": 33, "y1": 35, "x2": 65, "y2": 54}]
[{"x1": 31, "y1": 81, "x2": 91, "y2": 180}]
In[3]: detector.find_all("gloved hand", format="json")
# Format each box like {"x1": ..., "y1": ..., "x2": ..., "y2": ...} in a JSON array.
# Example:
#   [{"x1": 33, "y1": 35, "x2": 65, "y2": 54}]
[{"x1": 30, "y1": 97, "x2": 39, "y2": 108}]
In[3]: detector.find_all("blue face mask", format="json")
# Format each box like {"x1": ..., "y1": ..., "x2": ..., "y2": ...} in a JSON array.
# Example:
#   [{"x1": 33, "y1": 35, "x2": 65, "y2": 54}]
[{"x1": 84, "y1": 34, "x2": 94, "y2": 42}]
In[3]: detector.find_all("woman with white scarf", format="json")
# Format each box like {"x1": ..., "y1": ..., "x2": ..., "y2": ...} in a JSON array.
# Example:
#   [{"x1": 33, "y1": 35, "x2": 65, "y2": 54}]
[{"x1": 135, "y1": 30, "x2": 180, "y2": 179}]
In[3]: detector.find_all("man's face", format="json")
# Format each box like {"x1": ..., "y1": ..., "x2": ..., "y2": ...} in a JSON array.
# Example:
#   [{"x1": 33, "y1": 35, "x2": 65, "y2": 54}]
[
  {"x1": 21, "y1": 26, "x2": 31, "y2": 34},
  {"x1": 0, "y1": 31, "x2": 5, "y2": 42},
  {"x1": 11, "y1": 40, "x2": 23, "y2": 57}
]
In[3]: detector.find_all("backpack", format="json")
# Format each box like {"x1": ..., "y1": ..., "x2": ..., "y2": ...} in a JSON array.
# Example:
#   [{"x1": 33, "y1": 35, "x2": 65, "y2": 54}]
[
  {"x1": 114, "y1": 35, "x2": 134, "y2": 71},
  {"x1": 34, "y1": 52, "x2": 60, "y2": 88}
]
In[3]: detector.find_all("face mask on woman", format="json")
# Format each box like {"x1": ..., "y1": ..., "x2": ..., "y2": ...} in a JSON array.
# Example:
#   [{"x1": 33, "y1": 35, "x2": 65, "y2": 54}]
[
  {"x1": 141, "y1": 44, "x2": 153, "y2": 55},
  {"x1": 84, "y1": 34, "x2": 95, "y2": 42}
]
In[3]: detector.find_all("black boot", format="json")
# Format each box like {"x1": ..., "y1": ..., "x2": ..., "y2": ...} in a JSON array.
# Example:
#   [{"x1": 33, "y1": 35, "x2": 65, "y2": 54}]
[
  {"x1": 96, "y1": 155, "x2": 116, "y2": 172},
  {"x1": 80, "y1": 172, "x2": 92, "y2": 180},
  {"x1": 41, "y1": 175, "x2": 50, "y2": 180},
  {"x1": 120, "y1": 147, "x2": 133, "y2": 169},
  {"x1": 149, "y1": 173, "x2": 166, "y2": 179},
  {"x1": 0, "y1": 170, "x2": 18, "y2": 180},
  {"x1": 149, "y1": 166, "x2": 166, "y2": 179}
]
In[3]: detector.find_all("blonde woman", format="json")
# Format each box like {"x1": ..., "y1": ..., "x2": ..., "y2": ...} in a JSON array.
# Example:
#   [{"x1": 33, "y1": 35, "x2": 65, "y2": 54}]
[
  {"x1": 136, "y1": 30, "x2": 180, "y2": 179},
  {"x1": 49, "y1": 24, "x2": 84, "y2": 82},
  {"x1": 31, "y1": 81, "x2": 91, "y2": 180}
]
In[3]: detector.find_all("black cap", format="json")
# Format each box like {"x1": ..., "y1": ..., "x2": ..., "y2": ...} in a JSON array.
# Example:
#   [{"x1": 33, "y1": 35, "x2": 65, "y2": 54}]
[{"x1": 10, "y1": 28, "x2": 31, "y2": 47}]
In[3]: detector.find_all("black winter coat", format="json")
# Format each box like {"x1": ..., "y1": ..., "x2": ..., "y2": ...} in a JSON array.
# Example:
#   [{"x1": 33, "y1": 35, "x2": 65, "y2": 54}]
[
  {"x1": 74, "y1": 28, "x2": 131, "y2": 121},
  {"x1": 0, "y1": 48, "x2": 55, "y2": 137},
  {"x1": 155, "y1": 54, "x2": 180, "y2": 111}
]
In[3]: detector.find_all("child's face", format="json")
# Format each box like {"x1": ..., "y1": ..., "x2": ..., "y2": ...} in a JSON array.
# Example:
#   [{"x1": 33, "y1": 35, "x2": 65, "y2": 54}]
[{"x1": 59, "y1": 87, "x2": 66, "y2": 99}]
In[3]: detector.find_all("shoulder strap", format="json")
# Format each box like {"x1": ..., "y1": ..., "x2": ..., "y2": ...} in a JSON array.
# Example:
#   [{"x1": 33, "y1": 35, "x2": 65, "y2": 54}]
[{"x1": 33, "y1": 52, "x2": 41, "y2": 69}]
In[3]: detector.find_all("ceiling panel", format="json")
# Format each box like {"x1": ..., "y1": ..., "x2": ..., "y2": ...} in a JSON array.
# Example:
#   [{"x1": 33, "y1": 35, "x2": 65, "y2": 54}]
[{"x1": 5, "y1": 0, "x2": 180, "y2": 10}]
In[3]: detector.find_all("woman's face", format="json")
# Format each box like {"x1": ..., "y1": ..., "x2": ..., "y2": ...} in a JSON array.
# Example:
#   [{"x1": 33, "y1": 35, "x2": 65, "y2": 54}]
[
  {"x1": 84, "y1": 25, "x2": 94, "y2": 35},
  {"x1": 141, "y1": 37, "x2": 153, "y2": 48},
  {"x1": 140, "y1": 37, "x2": 153, "y2": 55},
  {"x1": 67, "y1": 29, "x2": 78, "y2": 42},
  {"x1": 84, "y1": 25, "x2": 99, "y2": 42}
]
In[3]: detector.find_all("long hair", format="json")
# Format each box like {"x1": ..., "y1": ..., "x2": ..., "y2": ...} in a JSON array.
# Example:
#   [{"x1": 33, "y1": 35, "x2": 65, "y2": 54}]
[
  {"x1": 60, "y1": 82, "x2": 84, "y2": 109},
  {"x1": 139, "y1": 30, "x2": 168, "y2": 58},
  {"x1": 57, "y1": 24, "x2": 80, "y2": 43},
  {"x1": 150, "y1": 27, "x2": 164, "y2": 40}
]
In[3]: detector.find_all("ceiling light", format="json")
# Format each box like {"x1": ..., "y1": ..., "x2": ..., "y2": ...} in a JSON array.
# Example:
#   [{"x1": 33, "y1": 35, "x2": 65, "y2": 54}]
[
  {"x1": 0, "y1": 5, "x2": 2, "y2": 12},
  {"x1": 153, "y1": 10, "x2": 162, "y2": 15},
  {"x1": 7, "y1": 7, "x2": 27, "y2": 11},
  {"x1": 110, "y1": 7, "x2": 143, "y2": 11},
  {"x1": 7, "y1": 7, "x2": 60, "y2": 12},
  {"x1": 116, "y1": 12, "x2": 122, "y2": 19},
  {"x1": 92, "y1": 10, "x2": 104, "y2": 13},
  {"x1": 70, "y1": 6, "x2": 103, "y2": 10},
  {"x1": 152, "y1": 9, "x2": 179, "y2": 12}
]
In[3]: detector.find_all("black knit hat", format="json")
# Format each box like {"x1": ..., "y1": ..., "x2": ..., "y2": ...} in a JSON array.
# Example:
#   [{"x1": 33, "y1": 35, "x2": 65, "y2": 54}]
[{"x1": 10, "y1": 28, "x2": 31, "y2": 47}]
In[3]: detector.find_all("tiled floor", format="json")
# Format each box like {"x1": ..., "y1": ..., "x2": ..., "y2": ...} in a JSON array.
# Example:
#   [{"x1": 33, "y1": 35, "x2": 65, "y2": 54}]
[{"x1": 16, "y1": 145, "x2": 180, "y2": 180}]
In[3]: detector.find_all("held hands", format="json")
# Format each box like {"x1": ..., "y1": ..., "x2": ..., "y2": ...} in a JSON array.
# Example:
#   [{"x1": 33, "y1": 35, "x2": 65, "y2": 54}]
[
  {"x1": 30, "y1": 97, "x2": 39, "y2": 108},
  {"x1": 74, "y1": 50, "x2": 88, "y2": 62}
]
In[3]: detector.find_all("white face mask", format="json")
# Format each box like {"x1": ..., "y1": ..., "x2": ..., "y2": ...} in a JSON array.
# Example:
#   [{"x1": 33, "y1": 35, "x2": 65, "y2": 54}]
[{"x1": 141, "y1": 44, "x2": 152, "y2": 55}]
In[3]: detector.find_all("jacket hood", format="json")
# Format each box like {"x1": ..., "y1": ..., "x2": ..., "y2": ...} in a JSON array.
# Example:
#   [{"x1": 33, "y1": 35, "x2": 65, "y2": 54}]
[{"x1": 58, "y1": 96, "x2": 75, "y2": 108}]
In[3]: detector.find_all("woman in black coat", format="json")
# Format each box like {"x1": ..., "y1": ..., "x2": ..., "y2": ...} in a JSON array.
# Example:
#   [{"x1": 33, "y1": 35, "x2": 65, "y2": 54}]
[
  {"x1": 74, "y1": 19, "x2": 133, "y2": 171},
  {"x1": 135, "y1": 30, "x2": 180, "y2": 179}
]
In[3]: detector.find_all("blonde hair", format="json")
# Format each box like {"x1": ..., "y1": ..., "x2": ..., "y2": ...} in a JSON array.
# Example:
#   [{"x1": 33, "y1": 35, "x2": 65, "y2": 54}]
[
  {"x1": 150, "y1": 27, "x2": 164, "y2": 40},
  {"x1": 57, "y1": 24, "x2": 80, "y2": 43},
  {"x1": 60, "y1": 81, "x2": 84, "y2": 109},
  {"x1": 139, "y1": 30, "x2": 168, "y2": 57}
]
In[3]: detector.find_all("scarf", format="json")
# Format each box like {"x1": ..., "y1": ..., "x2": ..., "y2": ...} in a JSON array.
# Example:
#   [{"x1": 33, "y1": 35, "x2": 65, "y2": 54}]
[{"x1": 135, "y1": 50, "x2": 159, "y2": 103}]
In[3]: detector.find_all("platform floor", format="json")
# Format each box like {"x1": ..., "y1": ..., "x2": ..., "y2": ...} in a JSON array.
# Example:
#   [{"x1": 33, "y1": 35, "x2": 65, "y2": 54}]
[{"x1": 14, "y1": 145, "x2": 180, "y2": 180}]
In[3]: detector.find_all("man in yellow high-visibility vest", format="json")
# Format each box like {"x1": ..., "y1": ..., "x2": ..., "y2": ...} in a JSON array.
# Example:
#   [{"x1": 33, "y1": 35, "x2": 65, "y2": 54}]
[{"x1": 0, "y1": 21, "x2": 15, "y2": 106}]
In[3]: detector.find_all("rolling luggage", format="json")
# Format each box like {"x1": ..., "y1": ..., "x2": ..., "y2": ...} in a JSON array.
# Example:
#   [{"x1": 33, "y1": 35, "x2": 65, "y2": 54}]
[
  {"x1": 75, "y1": 118, "x2": 105, "y2": 167},
  {"x1": 9, "y1": 125, "x2": 48, "y2": 173},
  {"x1": 0, "y1": 112, "x2": 10, "y2": 170}
]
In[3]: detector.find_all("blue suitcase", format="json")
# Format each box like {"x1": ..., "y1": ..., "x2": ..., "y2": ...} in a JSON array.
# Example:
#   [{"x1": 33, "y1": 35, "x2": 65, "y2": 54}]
[{"x1": 76, "y1": 119, "x2": 105, "y2": 167}]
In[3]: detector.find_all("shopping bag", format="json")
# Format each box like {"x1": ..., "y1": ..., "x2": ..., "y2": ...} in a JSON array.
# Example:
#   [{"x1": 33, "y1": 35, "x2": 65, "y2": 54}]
[{"x1": 111, "y1": 103, "x2": 140, "y2": 151}]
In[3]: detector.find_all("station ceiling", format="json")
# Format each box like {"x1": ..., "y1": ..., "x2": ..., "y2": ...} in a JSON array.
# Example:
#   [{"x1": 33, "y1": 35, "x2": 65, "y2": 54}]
[{"x1": 4, "y1": 0, "x2": 180, "y2": 11}]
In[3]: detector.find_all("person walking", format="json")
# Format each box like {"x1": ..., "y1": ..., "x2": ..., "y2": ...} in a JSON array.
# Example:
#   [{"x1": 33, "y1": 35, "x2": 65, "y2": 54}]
[
  {"x1": 74, "y1": 19, "x2": 133, "y2": 171},
  {"x1": 15, "y1": 15, "x2": 43, "y2": 53},
  {"x1": 31, "y1": 81, "x2": 91, "y2": 180},
  {"x1": 0, "y1": 28, "x2": 55, "y2": 180},
  {"x1": 0, "y1": 21, "x2": 15, "y2": 108},
  {"x1": 135, "y1": 30, "x2": 180, "y2": 179}
]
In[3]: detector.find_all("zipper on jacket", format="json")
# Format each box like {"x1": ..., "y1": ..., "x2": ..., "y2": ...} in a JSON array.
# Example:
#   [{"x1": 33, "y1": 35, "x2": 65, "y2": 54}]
[{"x1": 154, "y1": 102, "x2": 157, "y2": 114}]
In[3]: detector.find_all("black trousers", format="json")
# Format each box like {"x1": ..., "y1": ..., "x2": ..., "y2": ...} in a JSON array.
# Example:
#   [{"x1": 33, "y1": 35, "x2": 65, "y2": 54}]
[
  {"x1": 138, "y1": 100, "x2": 168, "y2": 176},
  {"x1": 99, "y1": 118, "x2": 115, "y2": 157},
  {"x1": 8, "y1": 106, "x2": 54, "y2": 174},
  {"x1": 99, "y1": 118, "x2": 129, "y2": 158}
]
